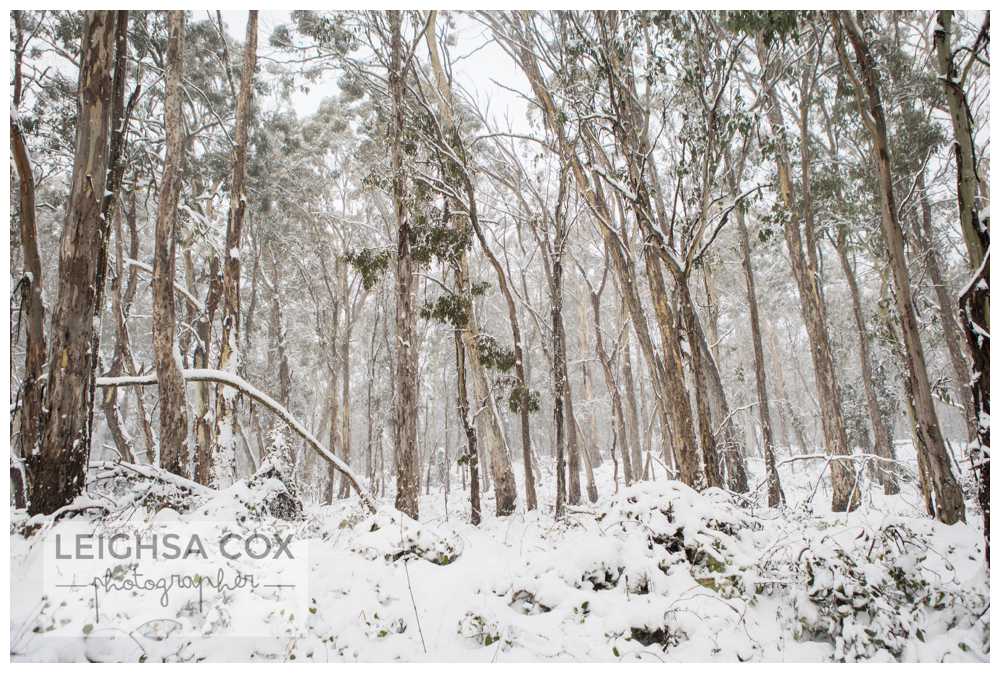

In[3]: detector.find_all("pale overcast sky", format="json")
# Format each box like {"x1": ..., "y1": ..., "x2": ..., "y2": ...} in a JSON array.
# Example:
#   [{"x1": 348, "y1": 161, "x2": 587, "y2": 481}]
[{"x1": 216, "y1": 10, "x2": 532, "y2": 131}]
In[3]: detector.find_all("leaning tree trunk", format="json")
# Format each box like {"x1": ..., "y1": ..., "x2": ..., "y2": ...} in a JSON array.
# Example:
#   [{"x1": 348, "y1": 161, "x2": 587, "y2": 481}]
[
  {"x1": 915, "y1": 169, "x2": 977, "y2": 442},
  {"x1": 212, "y1": 10, "x2": 258, "y2": 488},
  {"x1": 28, "y1": 12, "x2": 118, "y2": 515},
  {"x1": 152, "y1": 10, "x2": 191, "y2": 479},
  {"x1": 588, "y1": 278, "x2": 633, "y2": 486},
  {"x1": 10, "y1": 11, "x2": 47, "y2": 470},
  {"x1": 424, "y1": 11, "x2": 521, "y2": 515},
  {"x1": 834, "y1": 12, "x2": 964, "y2": 524},
  {"x1": 458, "y1": 257, "x2": 519, "y2": 516},
  {"x1": 734, "y1": 194, "x2": 784, "y2": 507},
  {"x1": 933, "y1": 8, "x2": 989, "y2": 555},
  {"x1": 832, "y1": 228, "x2": 899, "y2": 495},
  {"x1": 758, "y1": 39, "x2": 858, "y2": 512}
]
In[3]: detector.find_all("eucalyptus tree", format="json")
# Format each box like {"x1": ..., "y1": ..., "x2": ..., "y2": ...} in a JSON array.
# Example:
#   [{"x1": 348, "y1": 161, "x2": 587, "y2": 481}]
[
  {"x1": 933, "y1": 8, "x2": 990, "y2": 558},
  {"x1": 28, "y1": 11, "x2": 121, "y2": 514},
  {"x1": 749, "y1": 14, "x2": 860, "y2": 512},
  {"x1": 211, "y1": 11, "x2": 259, "y2": 488},
  {"x1": 152, "y1": 10, "x2": 192, "y2": 479}
]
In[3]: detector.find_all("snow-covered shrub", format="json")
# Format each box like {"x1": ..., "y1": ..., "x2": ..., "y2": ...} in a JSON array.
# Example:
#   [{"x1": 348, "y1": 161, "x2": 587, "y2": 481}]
[
  {"x1": 241, "y1": 458, "x2": 304, "y2": 521},
  {"x1": 598, "y1": 481, "x2": 752, "y2": 598},
  {"x1": 350, "y1": 513, "x2": 463, "y2": 566},
  {"x1": 780, "y1": 522, "x2": 987, "y2": 661},
  {"x1": 627, "y1": 623, "x2": 684, "y2": 650},
  {"x1": 508, "y1": 589, "x2": 552, "y2": 615},
  {"x1": 457, "y1": 611, "x2": 511, "y2": 648}
]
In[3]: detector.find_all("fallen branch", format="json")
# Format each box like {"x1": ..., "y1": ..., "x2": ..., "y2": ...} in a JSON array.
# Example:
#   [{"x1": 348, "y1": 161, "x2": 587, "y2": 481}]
[
  {"x1": 747, "y1": 452, "x2": 916, "y2": 501},
  {"x1": 95, "y1": 368, "x2": 376, "y2": 513},
  {"x1": 776, "y1": 452, "x2": 914, "y2": 474},
  {"x1": 89, "y1": 459, "x2": 216, "y2": 497}
]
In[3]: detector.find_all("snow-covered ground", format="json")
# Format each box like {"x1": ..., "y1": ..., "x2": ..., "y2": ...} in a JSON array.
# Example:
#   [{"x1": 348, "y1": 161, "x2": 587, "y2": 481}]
[{"x1": 9, "y1": 446, "x2": 990, "y2": 662}]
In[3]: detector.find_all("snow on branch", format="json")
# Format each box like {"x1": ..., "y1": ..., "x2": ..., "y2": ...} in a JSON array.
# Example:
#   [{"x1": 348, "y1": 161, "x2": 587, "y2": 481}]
[
  {"x1": 95, "y1": 368, "x2": 376, "y2": 513},
  {"x1": 124, "y1": 258, "x2": 204, "y2": 312},
  {"x1": 89, "y1": 459, "x2": 216, "y2": 497}
]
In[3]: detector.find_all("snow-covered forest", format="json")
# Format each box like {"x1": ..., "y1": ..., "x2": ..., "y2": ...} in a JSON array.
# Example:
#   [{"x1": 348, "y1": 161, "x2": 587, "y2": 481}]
[{"x1": 8, "y1": 9, "x2": 991, "y2": 662}]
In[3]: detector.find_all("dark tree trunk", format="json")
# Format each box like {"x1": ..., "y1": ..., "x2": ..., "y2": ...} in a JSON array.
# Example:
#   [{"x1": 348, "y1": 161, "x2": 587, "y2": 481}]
[
  {"x1": 834, "y1": 11, "x2": 964, "y2": 524},
  {"x1": 28, "y1": 11, "x2": 118, "y2": 515}
]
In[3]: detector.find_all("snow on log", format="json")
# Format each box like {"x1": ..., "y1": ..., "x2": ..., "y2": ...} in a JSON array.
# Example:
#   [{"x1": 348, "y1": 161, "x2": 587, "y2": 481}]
[{"x1": 95, "y1": 368, "x2": 376, "y2": 512}]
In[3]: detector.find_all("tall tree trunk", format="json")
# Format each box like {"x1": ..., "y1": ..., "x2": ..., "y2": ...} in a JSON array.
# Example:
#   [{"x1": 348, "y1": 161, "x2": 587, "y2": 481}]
[
  {"x1": 100, "y1": 207, "x2": 135, "y2": 464},
  {"x1": 834, "y1": 12, "x2": 964, "y2": 523},
  {"x1": 934, "y1": 8, "x2": 990, "y2": 560},
  {"x1": 757, "y1": 39, "x2": 859, "y2": 512},
  {"x1": 551, "y1": 183, "x2": 569, "y2": 516},
  {"x1": 152, "y1": 10, "x2": 191, "y2": 479},
  {"x1": 914, "y1": 170, "x2": 977, "y2": 441},
  {"x1": 424, "y1": 11, "x2": 521, "y2": 515},
  {"x1": 577, "y1": 295, "x2": 603, "y2": 469},
  {"x1": 734, "y1": 192, "x2": 784, "y2": 507},
  {"x1": 454, "y1": 328, "x2": 481, "y2": 525},
  {"x1": 388, "y1": 12, "x2": 420, "y2": 519},
  {"x1": 123, "y1": 194, "x2": 158, "y2": 464},
  {"x1": 933, "y1": 11, "x2": 988, "y2": 271},
  {"x1": 28, "y1": 11, "x2": 118, "y2": 514},
  {"x1": 212, "y1": 10, "x2": 258, "y2": 487},
  {"x1": 619, "y1": 302, "x2": 644, "y2": 480},
  {"x1": 338, "y1": 263, "x2": 354, "y2": 499},
  {"x1": 832, "y1": 229, "x2": 899, "y2": 495},
  {"x1": 677, "y1": 277, "x2": 723, "y2": 489},
  {"x1": 643, "y1": 254, "x2": 702, "y2": 487},
  {"x1": 458, "y1": 258, "x2": 518, "y2": 516},
  {"x1": 323, "y1": 293, "x2": 341, "y2": 505},
  {"x1": 193, "y1": 256, "x2": 222, "y2": 483},
  {"x1": 10, "y1": 10, "x2": 47, "y2": 468},
  {"x1": 587, "y1": 272, "x2": 632, "y2": 486}
]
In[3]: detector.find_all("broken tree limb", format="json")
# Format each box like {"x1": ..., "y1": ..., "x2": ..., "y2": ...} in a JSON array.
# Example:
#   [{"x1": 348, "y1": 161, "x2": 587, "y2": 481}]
[{"x1": 95, "y1": 368, "x2": 376, "y2": 513}]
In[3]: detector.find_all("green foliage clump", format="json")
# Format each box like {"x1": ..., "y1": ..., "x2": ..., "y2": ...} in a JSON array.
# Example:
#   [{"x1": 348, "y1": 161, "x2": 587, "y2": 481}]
[
  {"x1": 344, "y1": 248, "x2": 392, "y2": 291},
  {"x1": 508, "y1": 384, "x2": 540, "y2": 414},
  {"x1": 475, "y1": 333, "x2": 515, "y2": 372},
  {"x1": 420, "y1": 294, "x2": 470, "y2": 328},
  {"x1": 409, "y1": 220, "x2": 470, "y2": 265}
]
